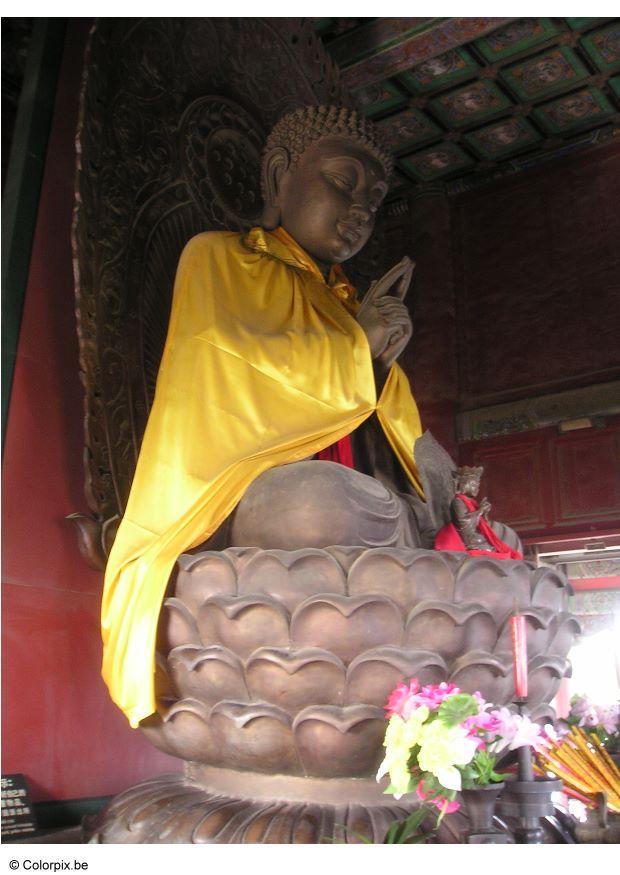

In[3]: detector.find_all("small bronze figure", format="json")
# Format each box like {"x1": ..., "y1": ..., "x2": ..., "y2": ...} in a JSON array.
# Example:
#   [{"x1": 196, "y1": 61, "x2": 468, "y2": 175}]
[
  {"x1": 452, "y1": 466, "x2": 494, "y2": 552},
  {"x1": 434, "y1": 465, "x2": 523, "y2": 559}
]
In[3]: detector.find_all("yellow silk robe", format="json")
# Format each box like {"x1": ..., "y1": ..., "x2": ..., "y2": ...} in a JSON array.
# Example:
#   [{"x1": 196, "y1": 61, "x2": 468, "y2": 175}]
[{"x1": 102, "y1": 226, "x2": 424, "y2": 727}]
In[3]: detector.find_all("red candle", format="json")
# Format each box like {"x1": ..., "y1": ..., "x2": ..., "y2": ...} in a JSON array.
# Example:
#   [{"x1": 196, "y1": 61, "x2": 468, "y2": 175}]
[{"x1": 510, "y1": 613, "x2": 528, "y2": 699}]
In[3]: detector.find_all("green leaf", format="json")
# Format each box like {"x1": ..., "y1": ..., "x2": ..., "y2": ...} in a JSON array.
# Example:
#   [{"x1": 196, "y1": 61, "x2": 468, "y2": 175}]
[
  {"x1": 383, "y1": 806, "x2": 430, "y2": 843},
  {"x1": 384, "y1": 821, "x2": 401, "y2": 843},
  {"x1": 437, "y1": 693, "x2": 479, "y2": 727}
]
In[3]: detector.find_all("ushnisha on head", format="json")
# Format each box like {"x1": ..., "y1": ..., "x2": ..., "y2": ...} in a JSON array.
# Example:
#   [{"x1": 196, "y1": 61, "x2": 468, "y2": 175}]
[{"x1": 260, "y1": 105, "x2": 394, "y2": 271}]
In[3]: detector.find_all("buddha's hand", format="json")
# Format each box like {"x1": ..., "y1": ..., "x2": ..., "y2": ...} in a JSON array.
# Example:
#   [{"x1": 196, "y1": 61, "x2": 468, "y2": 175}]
[
  {"x1": 480, "y1": 497, "x2": 492, "y2": 518},
  {"x1": 357, "y1": 257, "x2": 414, "y2": 368}
]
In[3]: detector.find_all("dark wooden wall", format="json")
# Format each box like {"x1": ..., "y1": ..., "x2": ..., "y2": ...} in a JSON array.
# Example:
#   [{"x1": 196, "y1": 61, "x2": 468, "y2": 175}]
[
  {"x1": 460, "y1": 415, "x2": 620, "y2": 542},
  {"x1": 392, "y1": 141, "x2": 620, "y2": 542},
  {"x1": 452, "y1": 141, "x2": 620, "y2": 410}
]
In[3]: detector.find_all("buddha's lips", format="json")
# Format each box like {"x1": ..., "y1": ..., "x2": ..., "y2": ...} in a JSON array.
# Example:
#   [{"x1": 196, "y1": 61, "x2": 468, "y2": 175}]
[{"x1": 336, "y1": 222, "x2": 362, "y2": 244}]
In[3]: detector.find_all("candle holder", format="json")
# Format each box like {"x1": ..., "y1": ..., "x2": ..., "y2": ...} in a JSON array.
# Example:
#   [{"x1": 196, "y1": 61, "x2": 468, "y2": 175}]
[
  {"x1": 499, "y1": 699, "x2": 562, "y2": 843},
  {"x1": 461, "y1": 783, "x2": 509, "y2": 843}
]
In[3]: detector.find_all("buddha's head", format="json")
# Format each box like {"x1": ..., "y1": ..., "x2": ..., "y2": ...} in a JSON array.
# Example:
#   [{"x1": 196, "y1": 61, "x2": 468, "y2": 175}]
[
  {"x1": 455, "y1": 466, "x2": 484, "y2": 497},
  {"x1": 260, "y1": 105, "x2": 393, "y2": 270}
]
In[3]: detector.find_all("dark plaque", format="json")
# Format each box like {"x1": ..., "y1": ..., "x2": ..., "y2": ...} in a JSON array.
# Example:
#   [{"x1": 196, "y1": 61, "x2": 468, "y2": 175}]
[{"x1": 1, "y1": 774, "x2": 37, "y2": 840}]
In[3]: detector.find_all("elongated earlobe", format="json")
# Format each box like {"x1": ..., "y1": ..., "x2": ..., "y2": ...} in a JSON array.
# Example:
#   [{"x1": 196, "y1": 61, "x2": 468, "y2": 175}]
[
  {"x1": 261, "y1": 204, "x2": 281, "y2": 229},
  {"x1": 260, "y1": 147, "x2": 290, "y2": 230}
]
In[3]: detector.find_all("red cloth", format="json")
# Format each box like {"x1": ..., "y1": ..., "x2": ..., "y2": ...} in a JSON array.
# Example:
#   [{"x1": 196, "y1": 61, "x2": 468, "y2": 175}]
[
  {"x1": 317, "y1": 434, "x2": 355, "y2": 468},
  {"x1": 434, "y1": 492, "x2": 522, "y2": 560}
]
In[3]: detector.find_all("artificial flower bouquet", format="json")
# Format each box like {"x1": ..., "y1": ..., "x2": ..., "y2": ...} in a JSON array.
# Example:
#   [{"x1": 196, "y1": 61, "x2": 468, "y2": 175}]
[
  {"x1": 377, "y1": 678, "x2": 546, "y2": 816},
  {"x1": 565, "y1": 694, "x2": 619, "y2": 754},
  {"x1": 536, "y1": 703, "x2": 620, "y2": 814}
]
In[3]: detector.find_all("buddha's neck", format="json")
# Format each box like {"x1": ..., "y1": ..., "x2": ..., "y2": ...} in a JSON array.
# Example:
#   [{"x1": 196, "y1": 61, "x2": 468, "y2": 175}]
[{"x1": 314, "y1": 259, "x2": 331, "y2": 280}]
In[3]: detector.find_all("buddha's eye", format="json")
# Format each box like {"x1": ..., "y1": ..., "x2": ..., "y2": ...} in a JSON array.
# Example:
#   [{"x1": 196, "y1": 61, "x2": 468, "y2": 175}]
[{"x1": 327, "y1": 172, "x2": 354, "y2": 192}]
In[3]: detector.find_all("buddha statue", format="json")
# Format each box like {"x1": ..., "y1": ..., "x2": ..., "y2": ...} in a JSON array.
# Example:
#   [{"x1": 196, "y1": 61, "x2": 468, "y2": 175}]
[
  {"x1": 88, "y1": 104, "x2": 575, "y2": 846},
  {"x1": 101, "y1": 105, "x2": 451, "y2": 730}
]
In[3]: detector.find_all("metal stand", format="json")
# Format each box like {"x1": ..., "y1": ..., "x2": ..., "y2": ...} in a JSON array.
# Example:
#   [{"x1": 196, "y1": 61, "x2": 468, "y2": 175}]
[
  {"x1": 462, "y1": 784, "x2": 509, "y2": 843},
  {"x1": 499, "y1": 699, "x2": 562, "y2": 843}
]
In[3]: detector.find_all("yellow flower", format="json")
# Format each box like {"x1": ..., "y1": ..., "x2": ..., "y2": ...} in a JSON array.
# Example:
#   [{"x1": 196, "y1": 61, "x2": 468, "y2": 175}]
[
  {"x1": 417, "y1": 721, "x2": 478, "y2": 791},
  {"x1": 376, "y1": 707, "x2": 429, "y2": 799}
]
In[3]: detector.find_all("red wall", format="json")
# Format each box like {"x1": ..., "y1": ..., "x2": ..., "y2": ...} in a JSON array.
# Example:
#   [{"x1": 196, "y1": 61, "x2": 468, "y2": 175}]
[{"x1": 1, "y1": 22, "x2": 180, "y2": 803}]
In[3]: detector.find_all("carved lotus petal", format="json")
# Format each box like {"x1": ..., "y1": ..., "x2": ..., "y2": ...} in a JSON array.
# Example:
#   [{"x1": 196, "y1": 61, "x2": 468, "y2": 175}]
[
  {"x1": 209, "y1": 701, "x2": 300, "y2": 774},
  {"x1": 530, "y1": 567, "x2": 570, "y2": 613},
  {"x1": 324, "y1": 545, "x2": 367, "y2": 573},
  {"x1": 348, "y1": 549, "x2": 455, "y2": 611},
  {"x1": 546, "y1": 614, "x2": 581, "y2": 659},
  {"x1": 141, "y1": 698, "x2": 219, "y2": 762},
  {"x1": 245, "y1": 647, "x2": 346, "y2": 712},
  {"x1": 154, "y1": 651, "x2": 176, "y2": 700},
  {"x1": 454, "y1": 558, "x2": 531, "y2": 622},
  {"x1": 529, "y1": 703, "x2": 557, "y2": 725},
  {"x1": 526, "y1": 655, "x2": 570, "y2": 707},
  {"x1": 237, "y1": 549, "x2": 346, "y2": 613},
  {"x1": 168, "y1": 644, "x2": 248, "y2": 704},
  {"x1": 405, "y1": 601, "x2": 496, "y2": 661},
  {"x1": 292, "y1": 705, "x2": 385, "y2": 777},
  {"x1": 197, "y1": 595, "x2": 290, "y2": 657},
  {"x1": 175, "y1": 551, "x2": 238, "y2": 612},
  {"x1": 290, "y1": 595, "x2": 403, "y2": 664},
  {"x1": 159, "y1": 597, "x2": 202, "y2": 654},
  {"x1": 191, "y1": 799, "x2": 258, "y2": 844},
  {"x1": 449, "y1": 651, "x2": 511, "y2": 705},
  {"x1": 494, "y1": 608, "x2": 554, "y2": 657},
  {"x1": 123, "y1": 783, "x2": 210, "y2": 839},
  {"x1": 138, "y1": 714, "x2": 179, "y2": 759},
  {"x1": 224, "y1": 546, "x2": 263, "y2": 574},
  {"x1": 345, "y1": 647, "x2": 448, "y2": 707}
]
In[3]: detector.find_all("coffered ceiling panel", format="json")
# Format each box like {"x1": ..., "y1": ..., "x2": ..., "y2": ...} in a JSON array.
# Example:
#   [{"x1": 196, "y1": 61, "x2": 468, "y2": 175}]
[{"x1": 315, "y1": 16, "x2": 620, "y2": 196}]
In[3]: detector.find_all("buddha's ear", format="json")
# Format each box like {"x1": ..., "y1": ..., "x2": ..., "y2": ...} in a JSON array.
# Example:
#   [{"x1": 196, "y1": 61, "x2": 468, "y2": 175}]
[{"x1": 261, "y1": 147, "x2": 290, "y2": 229}]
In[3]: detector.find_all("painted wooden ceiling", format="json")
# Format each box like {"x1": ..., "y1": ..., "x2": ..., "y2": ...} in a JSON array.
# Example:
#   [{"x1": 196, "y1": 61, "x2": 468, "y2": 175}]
[{"x1": 315, "y1": 17, "x2": 620, "y2": 197}]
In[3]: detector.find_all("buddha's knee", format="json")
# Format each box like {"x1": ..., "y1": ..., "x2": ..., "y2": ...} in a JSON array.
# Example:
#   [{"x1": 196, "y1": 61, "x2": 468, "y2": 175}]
[{"x1": 227, "y1": 460, "x2": 411, "y2": 549}]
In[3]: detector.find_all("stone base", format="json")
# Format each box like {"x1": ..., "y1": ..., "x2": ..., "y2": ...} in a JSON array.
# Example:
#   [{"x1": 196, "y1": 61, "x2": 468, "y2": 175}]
[{"x1": 83, "y1": 766, "x2": 442, "y2": 844}]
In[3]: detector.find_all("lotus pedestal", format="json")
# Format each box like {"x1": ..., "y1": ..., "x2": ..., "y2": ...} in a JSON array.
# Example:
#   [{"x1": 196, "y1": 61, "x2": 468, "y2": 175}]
[{"x1": 85, "y1": 546, "x2": 578, "y2": 844}]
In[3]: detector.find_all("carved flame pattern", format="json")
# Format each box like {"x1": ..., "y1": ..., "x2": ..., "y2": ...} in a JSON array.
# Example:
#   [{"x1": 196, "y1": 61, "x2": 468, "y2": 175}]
[{"x1": 71, "y1": 19, "x2": 351, "y2": 568}]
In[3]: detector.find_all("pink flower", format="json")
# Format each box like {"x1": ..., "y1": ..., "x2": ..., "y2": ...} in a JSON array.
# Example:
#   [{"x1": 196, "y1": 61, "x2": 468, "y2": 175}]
[
  {"x1": 385, "y1": 679, "x2": 420, "y2": 718},
  {"x1": 487, "y1": 707, "x2": 517, "y2": 749},
  {"x1": 472, "y1": 691, "x2": 488, "y2": 710},
  {"x1": 570, "y1": 695, "x2": 592, "y2": 719},
  {"x1": 508, "y1": 715, "x2": 546, "y2": 752},
  {"x1": 462, "y1": 709, "x2": 504, "y2": 749},
  {"x1": 542, "y1": 723, "x2": 566, "y2": 746},
  {"x1": 486, "y1": 709, "x2": 545, "y2": 752},
  {"x1": 595, "y1": 703, "x2": 619, "y2": 735},
  {"x1": 415, "y1": 682, "x2": 461, "y2": 710},
  {"x1": 416, "y1": 780, "x2": 460, "y2": 814},
  {"x1": 436, "y1": 797, "x2": 460, "y2": 814},
  {"x1": 579, "y1": 708, "x2": 599, "y2": 728},
  {"x1": 385, "y1": 679, "x2": 464, "y2": 717}
]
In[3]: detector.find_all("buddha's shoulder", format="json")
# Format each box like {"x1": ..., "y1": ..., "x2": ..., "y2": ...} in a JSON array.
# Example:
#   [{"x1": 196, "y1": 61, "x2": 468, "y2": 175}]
[{"x1": 180, "y1": 230, "x2": 248, "y2": 262}]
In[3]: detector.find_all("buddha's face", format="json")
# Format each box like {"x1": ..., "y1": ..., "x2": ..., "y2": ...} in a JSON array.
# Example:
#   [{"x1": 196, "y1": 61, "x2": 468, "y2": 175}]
[
  {"x1": 458, "y1": 474, "x2": 480, "y2": 497},
  {"x1": 275, "y1": 136, "x2": 388, "y2": 268}
]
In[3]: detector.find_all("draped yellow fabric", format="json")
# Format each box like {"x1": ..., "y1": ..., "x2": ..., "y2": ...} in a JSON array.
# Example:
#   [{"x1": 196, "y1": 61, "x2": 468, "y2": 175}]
[{"x1": 101, "y1": 226, "x2": 424, "y2": 727}]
